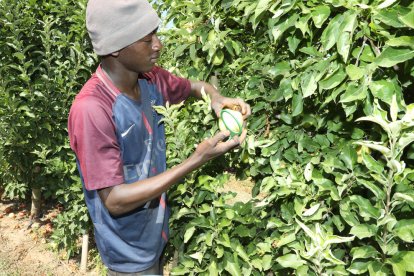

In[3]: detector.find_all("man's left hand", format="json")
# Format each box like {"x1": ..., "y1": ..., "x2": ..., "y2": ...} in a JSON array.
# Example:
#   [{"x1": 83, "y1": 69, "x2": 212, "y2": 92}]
[{"x1": 211, "y1": 95, "x2": 251, "y2": 119}]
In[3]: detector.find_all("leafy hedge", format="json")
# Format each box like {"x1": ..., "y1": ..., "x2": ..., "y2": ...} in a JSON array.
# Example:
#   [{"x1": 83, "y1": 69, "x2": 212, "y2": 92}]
[
  {"x1": 0, "y1": 0, "x2": 95, "y2": 256},
  {"x1": 156, "y1": 0, "x2": 414, "y2": 275}
]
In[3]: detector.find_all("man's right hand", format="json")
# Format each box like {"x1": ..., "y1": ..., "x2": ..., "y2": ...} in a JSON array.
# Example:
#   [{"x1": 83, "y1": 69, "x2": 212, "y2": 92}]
[{"x1": 192, "y1": 129, "x2": 247, "y2": 164}]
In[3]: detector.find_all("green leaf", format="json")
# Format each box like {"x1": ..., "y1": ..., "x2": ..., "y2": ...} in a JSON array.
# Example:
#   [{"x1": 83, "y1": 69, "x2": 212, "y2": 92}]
[
  {"x1": 394, "y1": 219, "x2": 414, "y2": 242},
  {"x1": 339, "y1": 84, "x2": 367, "y2": 103},
  {"x1": 271, "y1": 14, "x2": 299, "y2": 42},
  {"x1": 276, "y1": 253, "x2": 306, "y2": 269},
  {"x1": 273, "y1": 232, "x2": 296, "y2": 248},
  {"x1": 233, "y1": 243, "x2": 250, "y2": 262},
  {"x1": 350, "y1": 224, "x2": 377, "y2": 239},
  {"x1": 295, "y1": 219, "x2": 316, "y2": 241},
  {"x1": 399, "y1": 9, "x2": 414, "y2": 29},
  {"x1": 354, "y1": 141, "x2": 391, "y2": 157},
  {"x1": 311, "y1": 6, "x2": 331, "y2": 28},
  {"x1": 224, "y1": 254, "x2": 242, "y2": 276},
  {"x1": 321, "y1": 14, "x2": 343, "y2": 51},
  {"x1": 386, "y1": 36, "x2": 414, "y2": 49},
  {"x1": 390, "y1": 94, "x2": 398, "y2": 122},
  {"x1": 340, "y1": 10, "x2": 358, "y2": 33},
  {"x1": 375, "y1": 10, "x2": 406, "y2": 28},
  {"x1": 369, "y1": 79, "x2": 396, "y2": 105},
  {"x1": 377, "y1": 0, "x2": 398, "y2": 10},
  {"x1": 254, "y1": 0, "x2": 271, "y2": 21},
  {"x1": 13, "y1": 52, "x2": 25, "y2": 61},
  {"x1": 346, "y1": 64, "x2": 364, "y2": 80},
  {"x1": 339, "y1": 144, "x2": 357, "y2": 170},
  {"x1": 291, "y1": 93, "x2": 303, "y2": 117},
  {"x1": 337, "y1": 32, "x2": 351, "y2": 62},
  {"x1": 184, "y1": 226, "x2": 196, "y2": 243},
  {"x1": 351, "y1": 246, "x2": 380, "y2": 260},
  {"x1": 189, "y1": 252, "x2": 203, "y2": 264},
  {"x1": 208, "y1": 261, "x2": 218, "y2": 276},
  {"x1": 303, "y1": 162, "x2": 313, "y2": 182},
  {"x1": 319, "y1": 67, "x2": 346, "y2": 90},
  {"x1": 336, "y1": 11, "x2": 358, "y2": 62},
  {"x1": 398, "y1": 133, "x2": 414, "y2": 152},
  {"x1": 262, "y1": 255, "x2": 272, "y2": 271},
  {"x1": 361, "y1": 150, "x2": 385, "y2": 175},
  {"x1": 288, "y1": 35, "x2": 301, "y2": 53},
  {"x1": 357, "y1": 178, "x2": 386, "y2": 200},
  {"x1": 375, "y1": 47, "x2": 414, "y2": 68},
  {"x1": 323, "y1": 234, "x2": 355, "y2": 246},
  {"x1": 393, "y1": 192, "x2": 414, "y2": 203},
  {"x1": 268, "y1": 61, "x2": 290, "y2": 77},
  {"x1": 303, "y1": 202, "x2": 320, "y2": 217},
  {"x1": 301, "y1": 72, "x2": 318, "y2": 98},
  {"x1": 348, "y1": 261, "x2": 370, "y2": 274},
  {"x1": 355, "y1": 114, "x2": 390, "y2": 134},
  {"x1": 389, "y1": 251, "x2": 414, "y2": 275},
  {"x1": 323, "y1": 249, "x2": 346, "y2": 265},
  {"x1": 349, "y1": 195, "x2": 381, "y2": 219},
  {"x1": 340, "y1": 200, "x2": 360, "y2": 226},
  {"x1": 368, "y1": 260, "x2": 391, "y2": 275}
]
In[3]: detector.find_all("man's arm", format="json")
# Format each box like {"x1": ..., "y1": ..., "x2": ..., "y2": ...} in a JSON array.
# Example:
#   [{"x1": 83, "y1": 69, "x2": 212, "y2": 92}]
[{"x1": 98, "y1": 130, "x2": 246, "y2": 216}]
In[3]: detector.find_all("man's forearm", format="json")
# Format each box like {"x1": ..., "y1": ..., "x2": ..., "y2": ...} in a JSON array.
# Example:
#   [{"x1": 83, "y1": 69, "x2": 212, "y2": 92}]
[{"x1": 99, "y1": 153, "x2": 204, "y2": 216}]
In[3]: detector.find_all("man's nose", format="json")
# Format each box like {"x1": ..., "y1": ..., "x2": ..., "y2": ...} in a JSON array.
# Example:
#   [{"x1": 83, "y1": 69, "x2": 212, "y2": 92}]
[{"x1": 152, "y1": 35, "x2": 163, "y2": 51}]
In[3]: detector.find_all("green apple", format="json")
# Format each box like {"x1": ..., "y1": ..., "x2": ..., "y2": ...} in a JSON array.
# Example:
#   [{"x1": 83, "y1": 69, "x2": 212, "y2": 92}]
[{"x1": 218, "y1": 109, "x2": 243, "y2": 136}]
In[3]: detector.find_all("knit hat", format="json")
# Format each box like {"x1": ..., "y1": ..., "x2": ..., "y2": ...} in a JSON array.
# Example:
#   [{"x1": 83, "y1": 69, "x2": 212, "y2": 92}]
[{"x1": 86, "y1": 0, "x2": 161, "y2": 56}]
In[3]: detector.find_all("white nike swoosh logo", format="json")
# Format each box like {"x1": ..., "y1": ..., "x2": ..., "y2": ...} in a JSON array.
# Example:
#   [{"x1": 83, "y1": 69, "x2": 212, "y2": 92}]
[{"x1": 121, "y1": 124, "x2": 135, "y2": 137}]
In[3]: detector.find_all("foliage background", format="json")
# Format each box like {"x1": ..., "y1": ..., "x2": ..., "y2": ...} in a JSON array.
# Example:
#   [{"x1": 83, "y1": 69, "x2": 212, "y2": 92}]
[
  {"x1": 0, "y1": 0, "x2": 95, "y2": 257},
  {"x1": 1, "y1": 0, "x2": 414, "y2": 275}
]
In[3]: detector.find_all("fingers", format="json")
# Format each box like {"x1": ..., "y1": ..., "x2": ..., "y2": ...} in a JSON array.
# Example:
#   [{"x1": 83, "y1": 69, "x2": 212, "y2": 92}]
[
  {"x1": 237, "y1": 128, "x2": 248, "y2": 144},
  {"x1": 228, "y1": 99, "x2": 251, "y2": 119},
  {"x1": 218, "y1": 128, "x2": 248, "y2": 149},
  {"x1": 235, "y1": 99, "x2": 251, "y2": 119},
  {"x1": 211, "y1": 130, "x2": 231, "y2": 145}
]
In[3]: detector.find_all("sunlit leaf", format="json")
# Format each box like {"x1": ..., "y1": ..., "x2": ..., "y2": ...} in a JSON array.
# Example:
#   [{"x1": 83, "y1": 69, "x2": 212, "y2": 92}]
[
  {"x1": 276, "y1": 253, "x2": 306, "y2": 269},
  {"x1": 377, "y1": 0, "x2": 398, "y2": 10},
  {"x1": 350, "y1": 224, "x2": 377, "y2": 239},
  {"x1": 399, "y1": 10, "x2": 414, "y2": 29},
  {"x1": 351, "y1": 246, "x2": 380, "y2": 260},
  {"x1": 375, "y1": 47, "x2": 414, "y2": 68},
  {"x1": 311, "y1": 6, "x2": 330, "y2": 28},
  {"x1": 393, "y1": 219, "x2": 414, "y2": 242}
]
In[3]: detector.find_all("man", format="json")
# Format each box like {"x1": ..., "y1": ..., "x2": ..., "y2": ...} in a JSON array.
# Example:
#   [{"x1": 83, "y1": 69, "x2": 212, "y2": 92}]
[{"x1": 68, "y1": 0, "x2": 251, "y2": 274}]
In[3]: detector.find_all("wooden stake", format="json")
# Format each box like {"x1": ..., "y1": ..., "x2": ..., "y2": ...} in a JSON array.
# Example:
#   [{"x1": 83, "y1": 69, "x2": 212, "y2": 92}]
[{"x1": 80, "y1": 233, "x2": 89, "y2": 272}]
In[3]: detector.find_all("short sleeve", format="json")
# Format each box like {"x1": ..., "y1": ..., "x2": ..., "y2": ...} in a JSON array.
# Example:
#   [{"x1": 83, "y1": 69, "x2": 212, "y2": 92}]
[
  {"x1": 68, "y1": 96, "x2": 124, "y2": 191},
  {"x1": 145, "y1": 66, "x2": 191, "y2": 104}
]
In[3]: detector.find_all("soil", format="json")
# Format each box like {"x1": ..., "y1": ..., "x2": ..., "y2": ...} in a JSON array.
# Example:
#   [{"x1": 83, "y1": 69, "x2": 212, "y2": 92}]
[
  {"x1": 0, "y1": 176, "x2": 257, "y2": 276},
  {"x1": 0, "y1": 200, "x2": 102, "y2": 276},
  {"x1": 218, "y1": 174, "x2": 257, "y2": 204}
]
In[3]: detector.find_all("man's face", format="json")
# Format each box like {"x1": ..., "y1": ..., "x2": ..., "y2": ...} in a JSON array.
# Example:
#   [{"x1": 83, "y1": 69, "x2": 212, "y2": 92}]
[{"x1": 117, "y1": 29, "x2": 162, "y2": 73}]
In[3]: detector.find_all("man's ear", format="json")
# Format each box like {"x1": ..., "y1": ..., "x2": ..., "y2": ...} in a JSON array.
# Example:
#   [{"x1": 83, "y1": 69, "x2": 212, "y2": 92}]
[{"x1": 110, "y1": 51, "x2": 120, "y2": 57}]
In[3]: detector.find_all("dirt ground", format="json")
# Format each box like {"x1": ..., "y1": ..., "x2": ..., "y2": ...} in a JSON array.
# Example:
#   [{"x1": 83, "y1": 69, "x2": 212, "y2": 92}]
[
  {"x1": 0, "y1": 200, "x2": 102, "y2": 276},
  {"x1": 0, "y1": 176, "x2": 256, "y2": 276}
]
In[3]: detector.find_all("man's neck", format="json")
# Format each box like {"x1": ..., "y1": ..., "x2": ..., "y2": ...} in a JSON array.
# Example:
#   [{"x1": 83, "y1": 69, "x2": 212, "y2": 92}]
[{"x1": 101, "y1": 58, "x2": 141, "y2": 101}]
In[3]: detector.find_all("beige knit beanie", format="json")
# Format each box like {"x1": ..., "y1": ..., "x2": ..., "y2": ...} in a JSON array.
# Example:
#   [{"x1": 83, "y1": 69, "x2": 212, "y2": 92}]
[{"x1": 86, "y1": 0, "x2": 161, "y2": 56}]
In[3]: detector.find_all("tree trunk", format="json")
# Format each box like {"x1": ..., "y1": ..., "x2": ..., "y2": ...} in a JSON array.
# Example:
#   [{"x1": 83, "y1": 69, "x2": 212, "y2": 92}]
[{"x1": 30, "y1": 188, "x2": 41, "y2": 219}]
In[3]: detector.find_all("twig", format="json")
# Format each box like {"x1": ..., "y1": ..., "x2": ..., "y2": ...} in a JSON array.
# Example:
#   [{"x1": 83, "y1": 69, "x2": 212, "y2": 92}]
[{"x1": 356, "y1": 36, "x2": 367, "y2": 67}]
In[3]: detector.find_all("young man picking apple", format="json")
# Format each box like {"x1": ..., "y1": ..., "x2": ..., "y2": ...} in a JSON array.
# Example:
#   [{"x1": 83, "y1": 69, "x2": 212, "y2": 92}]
[{"x1": 68, "y1": 0, "x2": 250, "y2": 275}]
